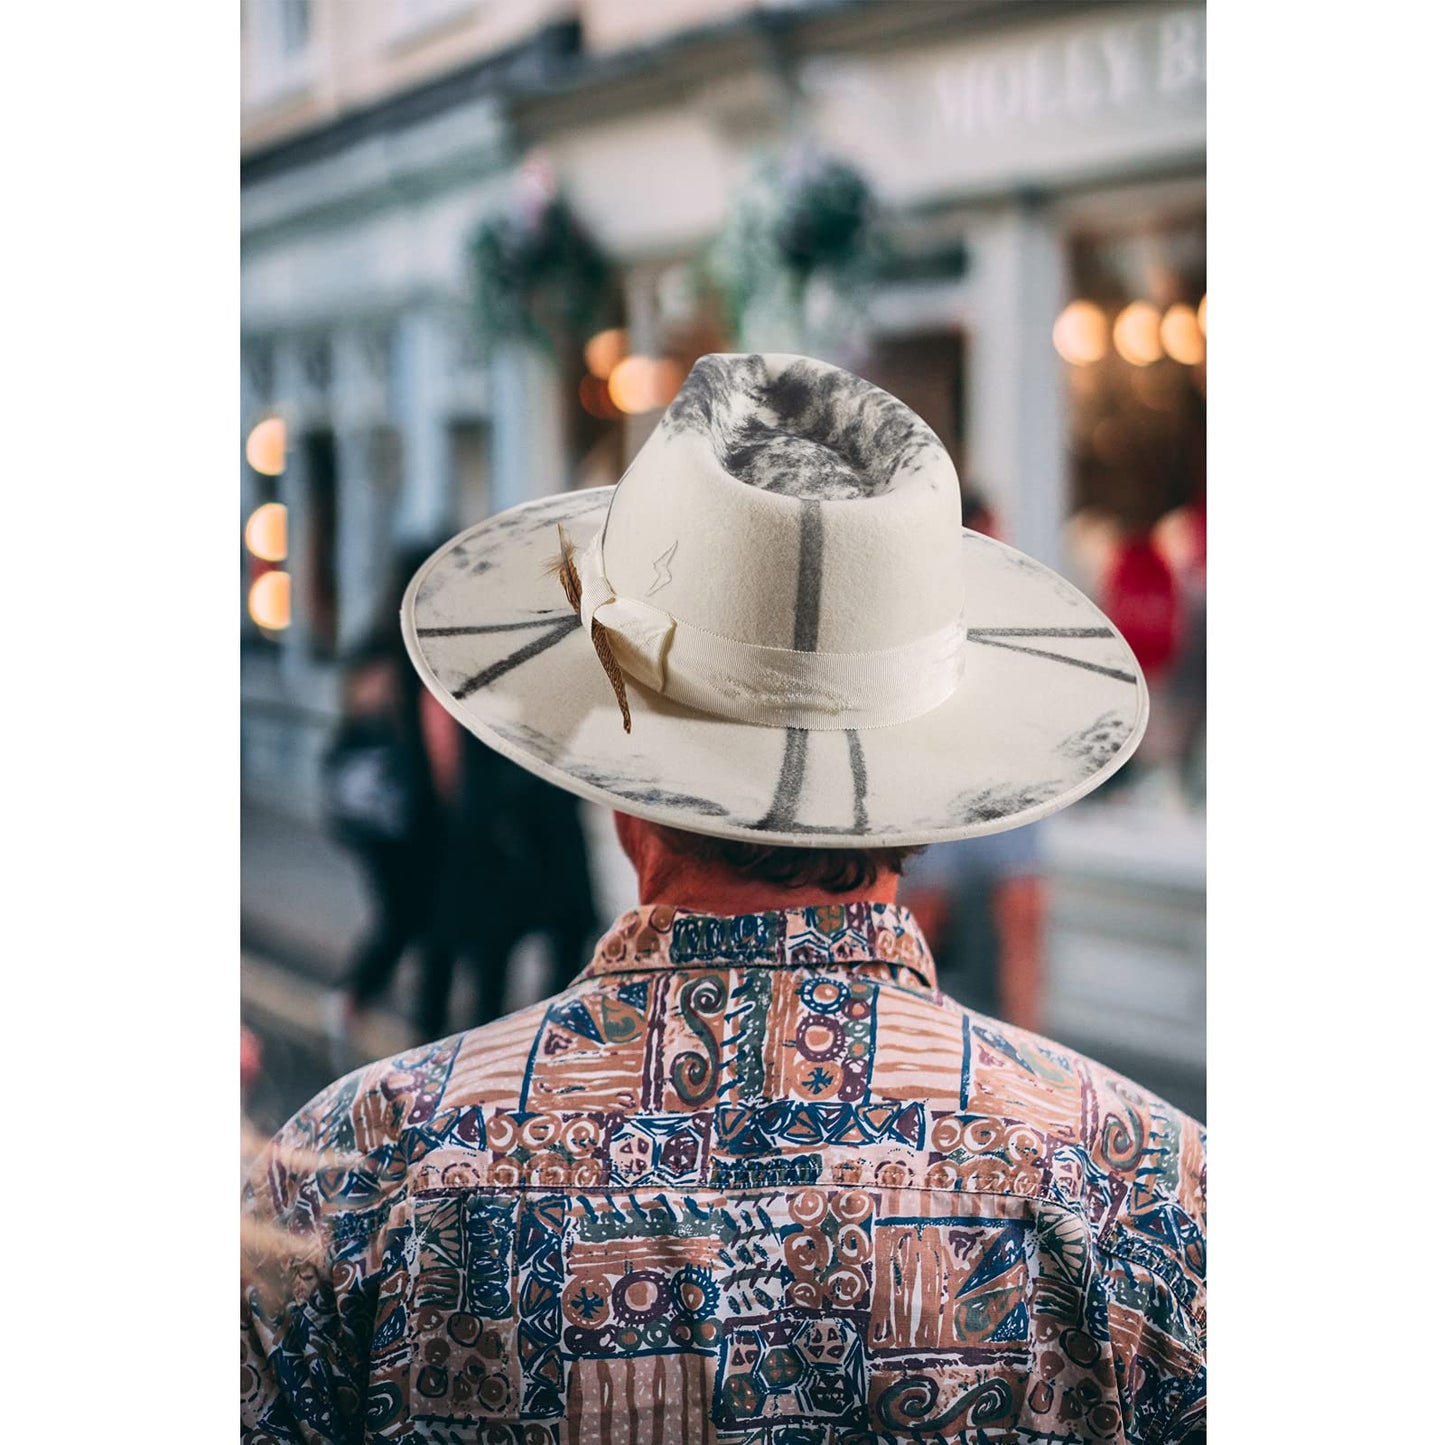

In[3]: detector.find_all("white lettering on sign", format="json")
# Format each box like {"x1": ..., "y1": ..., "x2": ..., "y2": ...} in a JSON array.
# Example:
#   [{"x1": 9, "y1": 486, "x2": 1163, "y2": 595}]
[
  {"x1": 1159, "y1": 11, "x2": 1207, "y2": 93},
  {"x1": 1099, "y1": 24, "x2": 1144, "y2": 105},
  {"x1": 933, "y1": 9, "x2": 1204, "y2": 138}
]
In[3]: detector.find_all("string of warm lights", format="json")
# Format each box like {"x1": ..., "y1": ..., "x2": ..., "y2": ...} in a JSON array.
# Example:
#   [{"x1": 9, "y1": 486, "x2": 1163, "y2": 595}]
[
  {"x1": 1053, "y1": 295, "x2": 1206, "y2": 368},
  {"x1": 243, "y1": 417, "x2": 291, "y2": 633}
]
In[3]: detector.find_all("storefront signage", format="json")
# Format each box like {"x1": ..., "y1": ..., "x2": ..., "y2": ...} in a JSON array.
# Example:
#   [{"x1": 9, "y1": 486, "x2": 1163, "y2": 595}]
[{"x1": 802, "y1": 2, "x2": 1205, "y2": 205}]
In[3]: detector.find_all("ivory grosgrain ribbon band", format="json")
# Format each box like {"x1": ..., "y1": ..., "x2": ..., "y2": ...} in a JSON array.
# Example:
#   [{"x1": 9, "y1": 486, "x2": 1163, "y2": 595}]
[{"x1": 561, "y1": 527, "x2": 968, "y2": 731}]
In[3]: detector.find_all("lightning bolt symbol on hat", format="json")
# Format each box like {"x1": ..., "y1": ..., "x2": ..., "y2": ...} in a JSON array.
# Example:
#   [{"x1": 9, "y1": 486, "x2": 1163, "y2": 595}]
[{"x1": 646, "y1": 540, "x2": 678, "y2": 598}]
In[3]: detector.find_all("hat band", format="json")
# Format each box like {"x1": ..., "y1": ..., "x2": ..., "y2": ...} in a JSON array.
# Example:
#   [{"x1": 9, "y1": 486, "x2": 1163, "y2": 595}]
[{"x1": 576, "y1": 530, "x2": 966, "y2": 730}]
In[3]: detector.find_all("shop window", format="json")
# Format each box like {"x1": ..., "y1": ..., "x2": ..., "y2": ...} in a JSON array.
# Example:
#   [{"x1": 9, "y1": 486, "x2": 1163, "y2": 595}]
[
  {"x1": 1056, "y1": 212, "x2": 1206, "y2": 805},
  {"x1": 1061, "y1": 215, "x2": 1205, "y2": 533}
]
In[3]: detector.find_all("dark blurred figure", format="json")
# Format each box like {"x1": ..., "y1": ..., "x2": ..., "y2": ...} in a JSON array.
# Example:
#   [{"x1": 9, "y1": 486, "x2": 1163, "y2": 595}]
[
  {"x1": 324, "y1": 542, "x2": 600, "y2": 1048},
  {"x1": 319, "y1": 553, "x2": 440, "y2": 1056},
  {"x1": 1157, "y1": 498, "x2": 1206, "y2": 806},
  {"x1": 417, "y1": 717, "x2": 599, "y2": 1037}
]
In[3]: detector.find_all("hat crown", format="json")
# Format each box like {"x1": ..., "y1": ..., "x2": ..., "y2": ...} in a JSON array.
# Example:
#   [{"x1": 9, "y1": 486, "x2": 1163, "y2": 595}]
[
  {"x1": 658, "y1": 352, "x2": 944, "y2": 501},
  {"x1": 600, "y1": 354, "x2": 965, "y2": 654}
]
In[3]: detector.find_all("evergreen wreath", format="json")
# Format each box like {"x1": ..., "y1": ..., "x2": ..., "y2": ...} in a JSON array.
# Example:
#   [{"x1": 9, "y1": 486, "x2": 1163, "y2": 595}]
[
  {"x1": 708, "y1": 150, "x2": 880, "y2": 351},
  {"x1": 470, "y1": 193, "x2": 611, "y2": 355}
]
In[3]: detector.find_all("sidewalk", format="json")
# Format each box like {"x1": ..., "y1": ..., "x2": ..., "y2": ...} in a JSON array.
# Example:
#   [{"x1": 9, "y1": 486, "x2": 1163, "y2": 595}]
[{"x1": 240, "y1": 805, "x2": 366, "y2": 984}]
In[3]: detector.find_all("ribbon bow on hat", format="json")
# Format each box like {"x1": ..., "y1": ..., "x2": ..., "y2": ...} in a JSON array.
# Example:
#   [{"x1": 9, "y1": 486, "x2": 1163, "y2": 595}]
[
  {"x1": 556, "y1": 517, "x2": 972, "y2": 736},
  {"x1": 555, "y1": 526, "x2": 676, "y2": 734}
]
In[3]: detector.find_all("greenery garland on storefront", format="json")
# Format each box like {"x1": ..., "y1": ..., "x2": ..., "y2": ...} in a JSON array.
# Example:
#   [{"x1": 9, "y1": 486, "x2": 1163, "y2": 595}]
[
  {"x1": 470, "y1": 193, "x2": 612, "y2": 356},
  {"x1": 708, "y1": 150, "x2": 881, "y2": 353}
]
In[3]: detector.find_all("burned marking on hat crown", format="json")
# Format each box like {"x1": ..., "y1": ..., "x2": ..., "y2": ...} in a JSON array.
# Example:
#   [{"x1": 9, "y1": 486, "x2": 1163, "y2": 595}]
[{"x1": 793, "y1": 501, "x2": 824, "y2": 653}]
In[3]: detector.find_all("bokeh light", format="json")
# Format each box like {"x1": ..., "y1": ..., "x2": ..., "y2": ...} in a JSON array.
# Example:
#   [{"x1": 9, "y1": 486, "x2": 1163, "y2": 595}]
[
  {"x1": 245, "y1": 416, "x2": 287, "y2": 476},
  {"x1": 1197, "y1": 293, "x2": 1207, "y2": 336},
  {"x1": 583, "y1": 327, "x2": 629, "y2": 380},
  {"x1": 1160, "y1": 303, "x2": 1205, "y2": 365},
  {"x1": 1052, "y1": 301, "x2": 1108, "y2": 365},
  {"x1": 608, "y1": 355, "x2": 671, "y2": 414},
  {"x1": 607, "y1": 355, "x2": 653, "y2": 413},
  {"x1": 248, "y1": 571, "x2": 291, "y2": 631},
  {"x1": 244, "y1": 502, "x2": 288, "y2": 563},
  {"x1": 1153, "y1": 505, "x2": 1205, "y2": 578},
  {"x1": 1113, "y1": 302, "x2": 1162, "y2": 366},
  {"x1": 579, "y1": 373, "x2": 622, "y2": 419},
  {"x1": 1065, "y1": 507, "x2": 1123, "y2": 592}
]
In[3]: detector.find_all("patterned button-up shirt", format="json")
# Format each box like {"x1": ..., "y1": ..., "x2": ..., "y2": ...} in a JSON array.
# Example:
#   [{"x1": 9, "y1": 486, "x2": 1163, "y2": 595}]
[{"x1": 242, "y1": 903, "x2": 1206, "y2": 1444}]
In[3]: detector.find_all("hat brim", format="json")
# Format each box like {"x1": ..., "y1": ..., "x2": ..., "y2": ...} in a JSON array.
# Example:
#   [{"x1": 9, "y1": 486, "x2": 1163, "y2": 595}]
[{"x1": 401, "y1": 487, "x2": 1148, "y2": 847}]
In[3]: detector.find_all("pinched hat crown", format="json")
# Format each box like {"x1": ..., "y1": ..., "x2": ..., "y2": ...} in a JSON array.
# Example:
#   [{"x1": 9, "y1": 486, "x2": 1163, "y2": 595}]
[{"x1": 574, "y1": 354, "x2": 969, "y2": 728}]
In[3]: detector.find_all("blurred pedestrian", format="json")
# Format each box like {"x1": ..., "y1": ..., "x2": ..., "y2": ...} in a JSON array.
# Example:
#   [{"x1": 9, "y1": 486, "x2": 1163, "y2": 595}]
[
  {"x1": 903, "y1": 821, "x2": 1047, "y2": 1031},
  {"x1": 244, "y1": 355, "x2": 1204, "y2": 1442},
  {"x1": 416, "y1": 713, "x2": 598, "y2": 1036},
  {"x1": 1155, "y1": 498, "x2": 1207, "y2": 805},
  {"x1": 319, "y1": 553, "x2": 440, "y2": 1058},
  {"x1": 325, "y1": 546, "x2": 599, "y2": 1048}
]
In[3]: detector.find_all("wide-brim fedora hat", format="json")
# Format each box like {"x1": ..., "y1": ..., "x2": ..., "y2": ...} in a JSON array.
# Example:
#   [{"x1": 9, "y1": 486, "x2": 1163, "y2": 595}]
[{"x1": 402, "y1": 353, "x2": 1147, "y2": 847}]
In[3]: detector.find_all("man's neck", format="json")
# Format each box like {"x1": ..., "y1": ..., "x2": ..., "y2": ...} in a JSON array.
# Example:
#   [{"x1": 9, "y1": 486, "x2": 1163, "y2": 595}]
[{"x1": 631, "y1": 845, "x2": 899, "y2": 916}]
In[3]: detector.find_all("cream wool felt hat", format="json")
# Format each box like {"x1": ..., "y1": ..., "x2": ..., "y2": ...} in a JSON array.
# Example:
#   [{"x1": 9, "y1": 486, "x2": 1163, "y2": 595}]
[{"x1": 401, "y1": 353, "x2": 1147, "y2": 847}]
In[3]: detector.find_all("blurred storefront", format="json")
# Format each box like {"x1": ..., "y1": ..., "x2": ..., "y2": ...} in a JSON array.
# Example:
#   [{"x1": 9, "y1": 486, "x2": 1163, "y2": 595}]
[{"x1": 241, "y1": 0, "x2": 1205, "y2": 1106}]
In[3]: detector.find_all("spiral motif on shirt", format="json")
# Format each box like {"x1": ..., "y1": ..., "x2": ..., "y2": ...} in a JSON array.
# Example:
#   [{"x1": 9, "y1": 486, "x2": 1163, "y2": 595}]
[
  {"x1": 788, "y1": 1189, "x2": 829, "y2": 1227},
  {"x1": 671, "y1": 973, "x2": 726, "y2": 1105},
  {"x1": 363, "y1": 1381, "x2": 403, "y2": 1431},
  {"x1": 876, "y1": 1376, "x2": 942, "y2": 1427},
  {"x1": 931, "y1": 1115, "x2": 968, "y2": 1154},
  {"x1": 484, "y1": 1112, "x2": 518, "y2": 1153},
  {"x1": 1100, "y1": 1101, "x2": 1146, "y2": 1172},
  {"x1": 876, "y1": 1374, "x2": 1015, "y2": 1431}
]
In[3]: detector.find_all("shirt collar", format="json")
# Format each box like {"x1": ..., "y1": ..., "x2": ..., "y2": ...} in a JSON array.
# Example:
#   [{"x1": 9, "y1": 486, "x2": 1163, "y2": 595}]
[{"x1": 582, "y1": 902, "x2": 937, "y2": 995}]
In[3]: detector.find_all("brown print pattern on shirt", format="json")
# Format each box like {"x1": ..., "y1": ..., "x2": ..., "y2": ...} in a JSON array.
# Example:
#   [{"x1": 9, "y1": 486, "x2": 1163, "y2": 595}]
[{"x1": 242, "y1": 903, "x2": 1205, "y2": 1444}]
